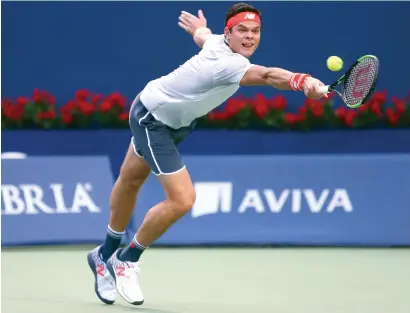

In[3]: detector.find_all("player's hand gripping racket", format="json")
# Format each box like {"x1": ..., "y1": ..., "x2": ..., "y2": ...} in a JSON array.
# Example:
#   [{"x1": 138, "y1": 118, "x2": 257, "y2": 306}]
[{"x1": 319, "y1": 55, "x2": 380, "y2": 108}]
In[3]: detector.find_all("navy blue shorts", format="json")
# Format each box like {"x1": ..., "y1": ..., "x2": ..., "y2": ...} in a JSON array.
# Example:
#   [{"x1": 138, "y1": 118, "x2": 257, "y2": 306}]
[{"x1": 128, "y1": 94, "x2": 196, "y2": 176}]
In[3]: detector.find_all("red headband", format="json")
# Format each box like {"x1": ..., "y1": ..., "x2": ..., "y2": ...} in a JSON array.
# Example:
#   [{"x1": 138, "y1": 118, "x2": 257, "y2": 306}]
[{"x1": 226, "y1": 11, "x2": 261, "y2": 29}]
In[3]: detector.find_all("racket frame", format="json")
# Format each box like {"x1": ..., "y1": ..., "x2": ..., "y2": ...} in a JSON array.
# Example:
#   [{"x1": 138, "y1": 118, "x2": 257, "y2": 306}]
[{"x1": 321, "y1": 55, "x2": 380, "y2": 108}]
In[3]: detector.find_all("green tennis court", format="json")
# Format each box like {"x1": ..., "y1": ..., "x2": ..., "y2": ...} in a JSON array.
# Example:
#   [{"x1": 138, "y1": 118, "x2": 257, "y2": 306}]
[{"x1": 2, "y1": 246, "x2": 409, "y2": 313}]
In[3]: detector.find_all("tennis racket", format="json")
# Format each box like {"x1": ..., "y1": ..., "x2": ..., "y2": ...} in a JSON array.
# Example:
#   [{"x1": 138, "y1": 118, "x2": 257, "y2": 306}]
[{"x1": 319, "y1": 55, "x2": 380, "y2": 108}]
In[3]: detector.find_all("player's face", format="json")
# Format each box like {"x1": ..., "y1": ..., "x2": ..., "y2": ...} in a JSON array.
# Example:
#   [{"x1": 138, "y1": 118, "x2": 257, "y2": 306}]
[{"x1": 224, "y1": 22, "x2": 261, "y2": 58}]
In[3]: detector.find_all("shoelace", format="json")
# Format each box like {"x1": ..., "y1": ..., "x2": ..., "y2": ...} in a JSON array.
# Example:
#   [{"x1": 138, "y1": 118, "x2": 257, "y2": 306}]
[{"x1": 118, "y1": 260, "x2": 140, "y2": 279}]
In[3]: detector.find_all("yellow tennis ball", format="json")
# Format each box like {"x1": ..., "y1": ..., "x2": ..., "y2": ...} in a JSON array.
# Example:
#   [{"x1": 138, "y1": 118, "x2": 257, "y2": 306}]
[{"x1": 327, "y1": 56, "x2": 343, "y2": 72}]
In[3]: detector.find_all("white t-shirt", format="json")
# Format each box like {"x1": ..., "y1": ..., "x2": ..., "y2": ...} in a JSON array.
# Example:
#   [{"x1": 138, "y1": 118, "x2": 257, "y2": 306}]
[{"x1": 139, "y1": 34, "x2": 255, "y2": 129}]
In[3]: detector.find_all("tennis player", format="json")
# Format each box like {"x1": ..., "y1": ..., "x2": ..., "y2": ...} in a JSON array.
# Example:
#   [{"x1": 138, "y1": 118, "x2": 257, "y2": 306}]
[{"x1": 87, "y1": 2, "x2": 327, "y2": 306}]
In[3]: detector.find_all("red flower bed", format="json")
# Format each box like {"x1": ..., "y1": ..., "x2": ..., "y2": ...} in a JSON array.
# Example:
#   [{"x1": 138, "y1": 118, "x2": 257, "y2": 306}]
[{"x1": 2, "y1": 88, "x2": 410, "y2": 130}]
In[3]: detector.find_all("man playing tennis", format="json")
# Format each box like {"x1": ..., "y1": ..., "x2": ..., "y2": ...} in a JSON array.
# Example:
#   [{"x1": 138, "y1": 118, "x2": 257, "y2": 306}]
[{"x1": 87, "y1": 2, "x2": 327, "y2": 306}]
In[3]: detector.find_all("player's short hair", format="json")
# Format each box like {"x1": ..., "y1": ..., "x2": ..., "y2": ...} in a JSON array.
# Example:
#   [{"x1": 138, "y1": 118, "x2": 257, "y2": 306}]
[{"x1": 225, "y1": 2, "x2": 262, "y2": 28}]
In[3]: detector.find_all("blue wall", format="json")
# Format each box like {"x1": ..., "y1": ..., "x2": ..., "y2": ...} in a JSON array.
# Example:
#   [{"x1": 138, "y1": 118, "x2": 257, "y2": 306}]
[
  {"x1": 3, "y1": 129, "x2": 410, "y2": 179},
  {"x1": 2, "y1": 131, "x2": 410, "y2": 247},
  {"x1": 2, "y1": 1, "x2": 410, "y2": 109}
]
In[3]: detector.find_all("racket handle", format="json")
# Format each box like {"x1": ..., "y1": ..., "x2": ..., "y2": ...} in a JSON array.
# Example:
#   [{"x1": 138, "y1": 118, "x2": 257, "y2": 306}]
[{"x1": 319, "y1": 85, "x2": 330, "y2": 94}]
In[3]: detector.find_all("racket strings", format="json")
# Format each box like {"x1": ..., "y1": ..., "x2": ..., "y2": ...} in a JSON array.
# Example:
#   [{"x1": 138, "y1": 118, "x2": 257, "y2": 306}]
[{"x1": 343, "y1": 57, "x2": 379, "y2": 106}]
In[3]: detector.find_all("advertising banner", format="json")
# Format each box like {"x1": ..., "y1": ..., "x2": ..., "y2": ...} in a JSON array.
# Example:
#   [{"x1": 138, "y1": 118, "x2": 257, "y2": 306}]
[
  {"x1": 131, "y1": 154, "x2": 410, "y2": 246},
  {"x1": 1, "y1": 156, "x2": 114, "y2": 246}
]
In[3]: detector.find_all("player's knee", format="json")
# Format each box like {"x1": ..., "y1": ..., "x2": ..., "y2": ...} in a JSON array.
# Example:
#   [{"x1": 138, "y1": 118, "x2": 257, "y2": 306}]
[{"x1": 170, "y1": 188, "x2": 196, "y2": 216}]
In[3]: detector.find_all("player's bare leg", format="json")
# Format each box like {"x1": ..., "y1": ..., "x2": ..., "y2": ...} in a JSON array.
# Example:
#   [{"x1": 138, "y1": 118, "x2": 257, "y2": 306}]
[
  {"x1": 107, "y1": 167, "x2": 196, "y2": 305},
  {"x1": 134, "y1": 168, "x2": 195, "y2": 245},
  {"x1": 87, "y1": 142, "x2": 150, "y2": 305},
  {"x1": 106, "y1": 143, "x2": 151, "y2": 247}
]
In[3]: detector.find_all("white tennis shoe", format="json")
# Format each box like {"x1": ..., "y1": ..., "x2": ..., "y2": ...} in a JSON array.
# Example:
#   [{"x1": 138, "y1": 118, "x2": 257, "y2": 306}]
[
  {"x1": 106, "y1": 249, "x2": 144, "y2": 305},
  {"x1": 87, "y1": 245, "x2": 117, "y2": 304}
]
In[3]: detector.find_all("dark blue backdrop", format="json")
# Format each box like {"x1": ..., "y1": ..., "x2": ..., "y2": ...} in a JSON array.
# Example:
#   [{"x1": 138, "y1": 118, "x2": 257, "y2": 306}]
[
  {"x1": 3, "y1": 129, "x2": 410, "y2": 180},
  {"x1": 2, "y1": 131, "x2": 410, "y2": 247},
  {"x1": 2, "y1": 1, "x2": 410, "y2": 108}
]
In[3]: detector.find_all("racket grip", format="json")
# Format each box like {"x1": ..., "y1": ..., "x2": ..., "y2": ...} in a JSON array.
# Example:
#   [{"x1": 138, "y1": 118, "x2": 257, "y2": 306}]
[{"x1": 319, "y1": 85, "x2": 330, "y2": 94}]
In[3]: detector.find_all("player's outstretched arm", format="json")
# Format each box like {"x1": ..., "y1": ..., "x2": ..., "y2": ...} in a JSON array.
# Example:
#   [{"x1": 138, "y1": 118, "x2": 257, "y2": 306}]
[
  {"x1": 178, "y1": 10, "x2": 212, "y2": 48},
  {"x1": 240, "y1": 65, "x2": 327, "y2": 100}
]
